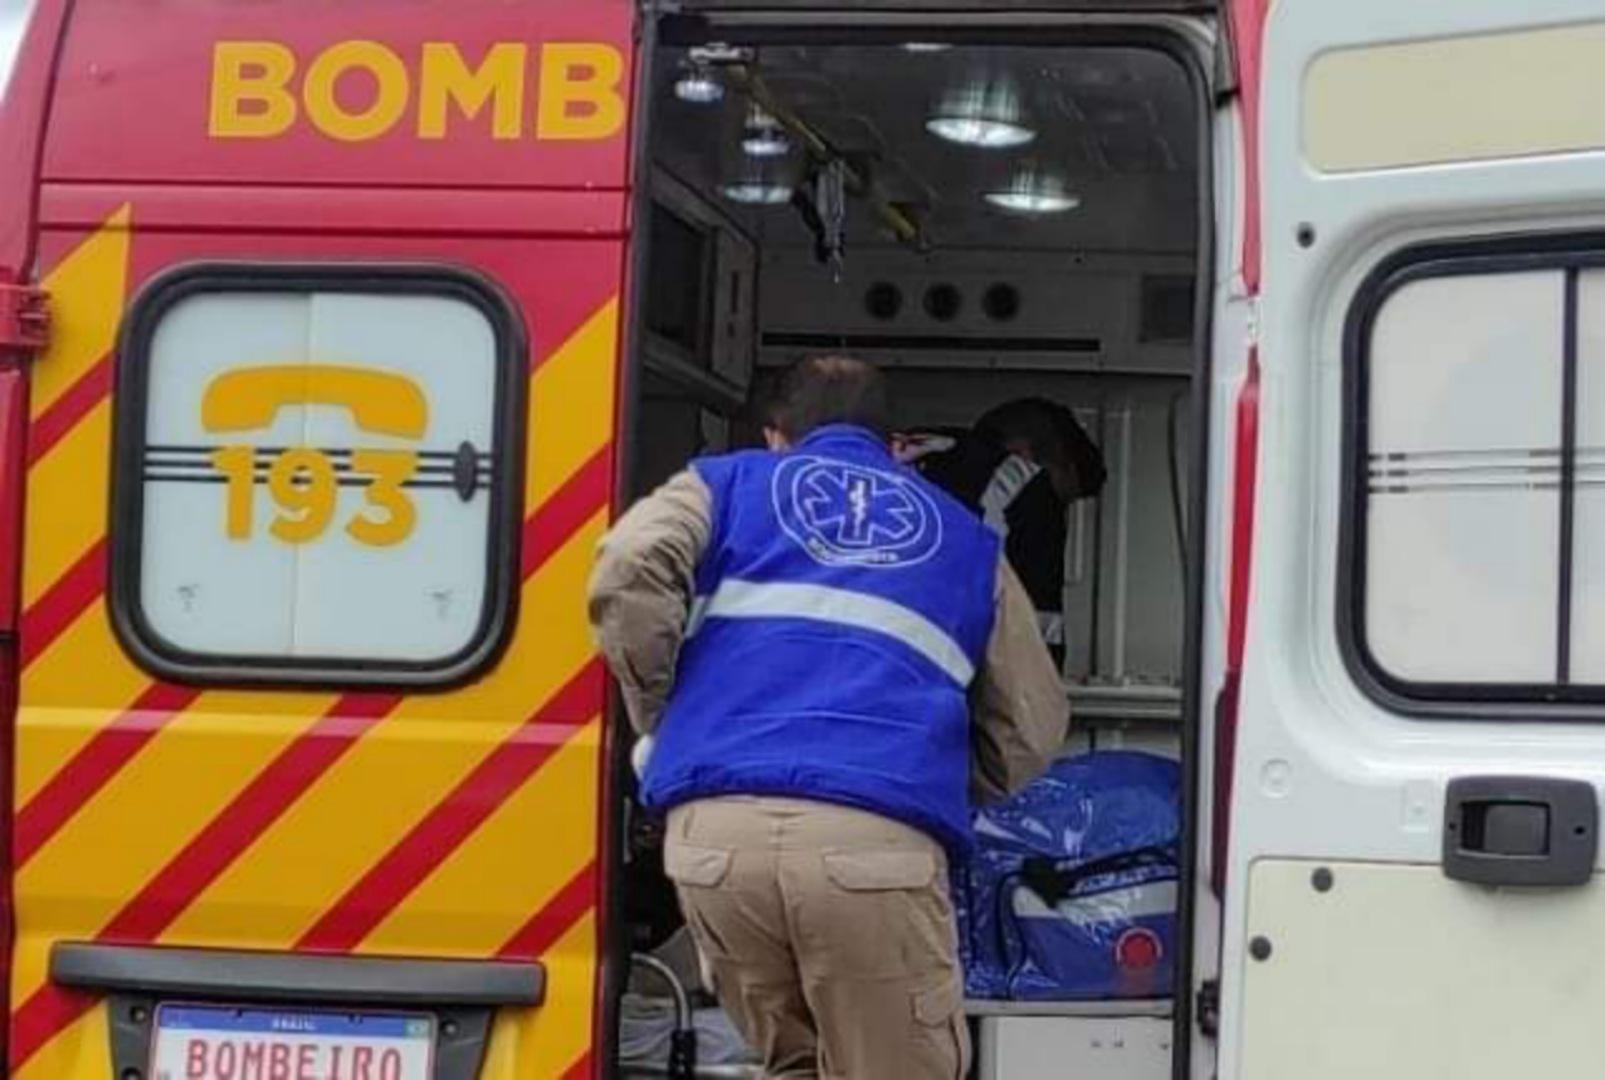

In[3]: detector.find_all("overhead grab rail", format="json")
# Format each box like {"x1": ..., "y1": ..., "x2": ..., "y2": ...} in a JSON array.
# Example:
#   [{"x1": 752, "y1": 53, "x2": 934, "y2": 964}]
[{"x1": 692, "y1": 45, "x2": 928, "y2": 253}]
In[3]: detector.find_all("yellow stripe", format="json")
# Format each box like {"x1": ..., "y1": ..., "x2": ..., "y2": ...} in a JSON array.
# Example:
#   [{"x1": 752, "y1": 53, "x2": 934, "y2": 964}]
[
  {"x1": 11, "y1": 1011, "x2": 107, "y2": 1080},
  {"x1": 360, "y1": 717, "x2": 599, "y2": 955},
  {"x1": 162, "y1": 515, "x2": 604, "y2": 946},
  {"x1": 10, "y1": 939, "x2": 106, "y2": 1080},
  {"x1": 9, "y1": 690, "x2": 336, "y2": 1005},
  {"x1": 386, "y1": 508, "x2": 605, "y2": 727},
  {"x1": 479, "y1": 913, "x2": 597, "y2": 1079},
  {"x1": 30, "y1": 205, "x2": 132, "y2": 422},
  {"x1": 528, "y1": 298, "x2": 618, "y2": 507},
  {"x1": 20, "y1": 335, "x2": 614, "y2": 947},
  {"x1": 398, "y1": 490, "x2": 608, "y2": 724},
  {"x1": 17, "y1": 288, "x2": 613, "y2": 832},
  {"x1": 21, "y1": 398, "x2": 110, "y2": 609},
  {"x1": 13, "y1": 278, "x2": 618, "y2": 1074},
  {"x1": 15, "y1": 610, "x2": 151, "y2": 805},
  {"x1": 19, "y1": 209, "x2": 145, "y2": 803},
  {"x1": 20, "y1": 606, "x2": 146, "y2": 710}
]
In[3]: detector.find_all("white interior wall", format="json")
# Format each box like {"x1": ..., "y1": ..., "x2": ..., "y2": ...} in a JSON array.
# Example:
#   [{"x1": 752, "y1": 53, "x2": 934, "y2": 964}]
[{"x1": 756, "y1": 247, "x2": 1194, "y2": 378}]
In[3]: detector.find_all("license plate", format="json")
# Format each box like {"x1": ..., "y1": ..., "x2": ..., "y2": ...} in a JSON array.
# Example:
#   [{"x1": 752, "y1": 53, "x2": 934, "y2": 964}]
[{"x1": 150, "y1": 1004, "x2": 435, "y2": 1080}]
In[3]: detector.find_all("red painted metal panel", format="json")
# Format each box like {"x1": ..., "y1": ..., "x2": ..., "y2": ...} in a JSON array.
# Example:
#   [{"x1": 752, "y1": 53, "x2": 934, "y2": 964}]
[
  {"x1": 1212, "y1": 349, "x2": 1260, "y2": 896},
  {"x1": 0, "y1": 4, "x2": 75, "y2": 1054},
  {"x1": 40, "y1": 183, "x2": 628, "y2": 239},
  {"x1": 0, "y1": 371, "x2": 31, "y2": 625},
  {"x1": 11, "y1": 218, "x2": 627, "y2": 1071},
  {"x1": 0, "y1": 0, "x2": 71, "y2": 281},
  {"x1": 12, "y1": 2, "x2": 637, "y2": 1073},
  {"x1": 1227, "y1": 0, "x2": 1266, "y2": 290},
  {"x1": 0, "y1": 373, "x2": 27, "y2": 1064},
  {"x1": 1209, "y1": 0, "x2": 1266, "y2": 897},
  {"x1": 42, "y1": 0, "x2": 634, "y2": 193}
]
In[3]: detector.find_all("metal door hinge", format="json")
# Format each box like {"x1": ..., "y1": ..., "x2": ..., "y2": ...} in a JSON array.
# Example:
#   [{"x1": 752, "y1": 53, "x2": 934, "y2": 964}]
[
  {"x1": 1196, "y1": 978, "x2": 1220, "y2": 1038},
  {"x1": 0, "y1": 283, "x2": 49, "y2": 353}
]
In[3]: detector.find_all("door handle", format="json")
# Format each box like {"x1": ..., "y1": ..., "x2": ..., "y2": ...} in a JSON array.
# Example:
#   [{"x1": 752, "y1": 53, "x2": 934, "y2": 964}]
[{"x1": 1443, "y1": 776, "x2": 1598, "y2": 887}]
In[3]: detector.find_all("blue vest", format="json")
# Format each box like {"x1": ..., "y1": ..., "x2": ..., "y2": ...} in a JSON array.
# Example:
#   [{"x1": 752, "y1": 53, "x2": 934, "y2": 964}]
[{"x1": 640, "y1": 424, "x2": 1001, "y2": 850}]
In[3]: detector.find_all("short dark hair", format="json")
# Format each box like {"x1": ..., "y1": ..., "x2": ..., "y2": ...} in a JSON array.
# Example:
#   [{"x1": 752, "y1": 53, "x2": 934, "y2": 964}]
[
  {"x1": 975, "y1": 397, "x2": 1107, "y2": 498},
  {"x1": 767, "y1": 355, "x2": 890, "y2": 441}
]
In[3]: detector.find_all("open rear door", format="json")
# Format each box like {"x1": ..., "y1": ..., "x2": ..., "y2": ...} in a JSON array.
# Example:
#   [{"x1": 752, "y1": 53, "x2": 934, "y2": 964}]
[
  {"x1": 1221, "y1": 2, "x2": 1605, "y2": 1077},
  {"x1": 8, "y1": 3, "x2": 635, "y2": 1078}
]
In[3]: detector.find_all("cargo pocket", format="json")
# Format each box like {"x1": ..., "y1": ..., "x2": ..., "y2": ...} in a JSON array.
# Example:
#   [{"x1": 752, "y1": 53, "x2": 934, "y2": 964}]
[
  {"x1": 664, "y1": 842, "x2": 737, "y2": 979},
  {"x1": 814, "y1": 849, "x2": 950, "y2": 979},
  {"x1": 821, "y1": 849, "x2": 937, "y2": 891},
  {"x1": 912, "y1": 975, "x2": 969, "y2": 1080},
  {"x1": 664, "y1": 842, "x2": 733, "y2": 888}
]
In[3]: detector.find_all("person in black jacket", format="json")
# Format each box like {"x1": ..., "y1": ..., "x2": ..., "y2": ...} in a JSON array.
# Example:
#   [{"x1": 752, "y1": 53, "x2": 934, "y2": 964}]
[{"x1": 897, "y1": 398, "x2": 1106, "y2": 658}]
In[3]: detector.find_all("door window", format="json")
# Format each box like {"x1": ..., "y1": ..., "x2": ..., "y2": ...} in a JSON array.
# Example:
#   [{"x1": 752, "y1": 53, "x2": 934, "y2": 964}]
[
  {"x1": 1345, "y1": 245, "x2": 1605, "y2": 708},
  {"x1": 111, "y1": 265, "x2": 526, "y2": 685}
]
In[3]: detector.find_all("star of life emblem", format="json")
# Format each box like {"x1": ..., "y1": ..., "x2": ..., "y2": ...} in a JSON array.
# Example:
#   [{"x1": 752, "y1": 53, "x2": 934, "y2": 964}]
[{"x1": 772, "y1": 455, "x2": 942, "y2": 568}]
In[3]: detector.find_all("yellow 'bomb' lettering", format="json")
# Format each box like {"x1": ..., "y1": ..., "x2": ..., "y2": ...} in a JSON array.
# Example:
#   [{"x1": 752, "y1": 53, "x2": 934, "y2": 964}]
[
  {"x1": 209, "y1": 42, "x2": 298, "y2": 138},
  {"x1": 419, "y1": 42, "x2": 526, "y2": 140},
  {"x1": 537, "y1": 43, "x2": 626, "y2": 141},
  {"x1": 208, "y1": 39, "x2": 626, "y2": 143},
  {"x1": 302, "y1": 40, "x2": 411, "y2": 143}
]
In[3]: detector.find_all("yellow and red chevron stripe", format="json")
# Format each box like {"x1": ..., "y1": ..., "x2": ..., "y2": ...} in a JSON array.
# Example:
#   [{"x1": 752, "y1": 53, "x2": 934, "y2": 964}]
[{"x1": 10, "y1": 206, "x2": 620, "y2": 1078}]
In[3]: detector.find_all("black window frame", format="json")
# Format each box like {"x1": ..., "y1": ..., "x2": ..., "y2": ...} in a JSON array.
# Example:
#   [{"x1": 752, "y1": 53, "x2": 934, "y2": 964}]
[
  {"x1": 1339, "y1": 233, "x2": 1605, "y2": 720},
  {"x1": 109, "y1": 261, "x2": 529, "y2": 690}
]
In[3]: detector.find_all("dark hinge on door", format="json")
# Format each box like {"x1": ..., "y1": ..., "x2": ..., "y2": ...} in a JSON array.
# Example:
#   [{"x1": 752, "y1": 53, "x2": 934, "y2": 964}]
[
  {"x1": 1195, "y1": 978, "x2": 1220, "y2": 1038},
  {"x1": 0, "y1": 283, "x2": 48, "y2": 354}
]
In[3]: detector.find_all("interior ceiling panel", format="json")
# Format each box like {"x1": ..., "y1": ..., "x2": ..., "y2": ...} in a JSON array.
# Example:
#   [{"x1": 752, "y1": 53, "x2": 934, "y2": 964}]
[{"x1": 653, "y1": 43, "x2": 1198, "y2": 254}]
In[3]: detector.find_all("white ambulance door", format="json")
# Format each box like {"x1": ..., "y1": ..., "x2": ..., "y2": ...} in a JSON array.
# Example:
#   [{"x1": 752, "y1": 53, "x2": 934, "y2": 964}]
[{"x1": 1222, "y1": 3, "x2": 1605, "y2": 1078}]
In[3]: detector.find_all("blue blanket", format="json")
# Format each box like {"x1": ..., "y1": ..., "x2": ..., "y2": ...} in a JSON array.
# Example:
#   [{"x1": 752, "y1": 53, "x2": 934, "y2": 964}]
[{"x1": 955, "y1": 751, "x2": 1181, "y2": 1000}]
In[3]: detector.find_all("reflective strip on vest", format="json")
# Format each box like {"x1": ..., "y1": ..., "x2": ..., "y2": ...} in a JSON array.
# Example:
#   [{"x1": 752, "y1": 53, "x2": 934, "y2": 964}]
[{"x1": 689, "y1": 579, "x2": 977, "y2": 686}]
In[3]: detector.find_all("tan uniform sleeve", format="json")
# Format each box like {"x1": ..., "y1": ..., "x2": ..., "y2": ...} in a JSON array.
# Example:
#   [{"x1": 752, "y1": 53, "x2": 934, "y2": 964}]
[
  {"x1": 587, "y1": 469, "x2": 713, "y2": 736},
  {"x1": 970, "y1": 558, "x2": 1071, "y2": 802}
]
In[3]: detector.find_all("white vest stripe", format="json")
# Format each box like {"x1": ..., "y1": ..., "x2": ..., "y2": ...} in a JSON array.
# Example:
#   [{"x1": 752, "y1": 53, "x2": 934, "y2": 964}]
[{"x1": 691, "y1": 578, "x2": 977, "y2": 686}]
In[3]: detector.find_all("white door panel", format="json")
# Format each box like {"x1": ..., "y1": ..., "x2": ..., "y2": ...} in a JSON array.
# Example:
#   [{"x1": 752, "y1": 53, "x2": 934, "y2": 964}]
[
  {"x1": 1241, "y1": 860, "x2": 1605, "y2": 1080},
  {"x1": 1225, "y1": 1, "x2": 1605, "y2": 1076}
]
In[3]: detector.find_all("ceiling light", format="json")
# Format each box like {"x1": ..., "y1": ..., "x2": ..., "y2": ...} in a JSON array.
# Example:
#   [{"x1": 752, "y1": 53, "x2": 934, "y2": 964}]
[
  {"x1": 722, "y1": 181, "x2": 793, "y2": 205},
  {"x1": 742, "y1": 107, "x2": 791, "y2": 158},
  {"x1": 742, "y1": 129, "x2": 791, "y2": 157},
  {"x1": 902, "y1": 43, "x2": 952, "y2": 53},
  {"x1": 986, "y1": 189, "x2": 1080, "y2": 213},
  {"x1": 926, "y1": 115, "x2": 1036, "y2": 148},
  {"x1": 723, "y1": 155, "x2": 794, "y2": 206},
  {"x1": 674, "y1": 64, "x2": 724, "y2": 104},
  {"x1": 986, "y1": 169, "x2": 1080, "y2": 214},
  {"x1": 927, "y1": 80, "x2": 1036, "y2": 148}
]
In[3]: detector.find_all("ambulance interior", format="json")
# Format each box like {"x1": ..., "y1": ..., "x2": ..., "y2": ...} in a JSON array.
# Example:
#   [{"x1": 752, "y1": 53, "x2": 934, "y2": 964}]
[{"x1": 617, "y1": 34, "x2": 1203, "y2": 1079}]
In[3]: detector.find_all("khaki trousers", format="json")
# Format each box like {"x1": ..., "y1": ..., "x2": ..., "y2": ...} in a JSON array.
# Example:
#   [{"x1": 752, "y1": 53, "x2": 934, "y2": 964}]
[{"x1": 664, "y1": 796, "x2": 969, "y2": 1080}]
